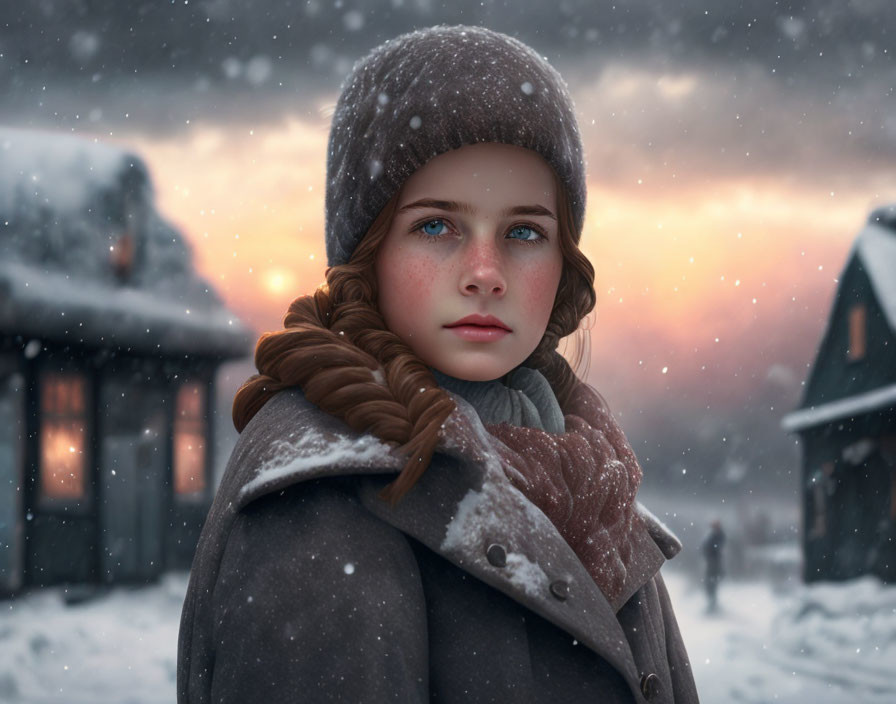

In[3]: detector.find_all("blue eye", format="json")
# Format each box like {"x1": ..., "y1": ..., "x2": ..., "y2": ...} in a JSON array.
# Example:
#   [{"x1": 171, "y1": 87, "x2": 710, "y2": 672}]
[
  {"x1": 421, "y1": 219, "x2": 446, "y2": 236},
  {"x1": 508, "y1": 225, "x2": 540, "y2": 241}
]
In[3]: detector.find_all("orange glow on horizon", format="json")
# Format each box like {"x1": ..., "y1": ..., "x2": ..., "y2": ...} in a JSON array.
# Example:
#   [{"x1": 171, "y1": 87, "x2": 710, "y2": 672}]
[
  {"x1": 128, "y1": 113, "x2": 332, "y2": 334},
  {"x1": 125, "y1": 101, "x2": 889, "y2": 406}
]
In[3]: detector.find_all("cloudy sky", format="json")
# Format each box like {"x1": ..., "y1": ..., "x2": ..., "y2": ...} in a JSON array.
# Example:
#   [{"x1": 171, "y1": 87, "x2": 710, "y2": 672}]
[{"x1": 2, "y1": 0, "x2": 894, "y2": 492}]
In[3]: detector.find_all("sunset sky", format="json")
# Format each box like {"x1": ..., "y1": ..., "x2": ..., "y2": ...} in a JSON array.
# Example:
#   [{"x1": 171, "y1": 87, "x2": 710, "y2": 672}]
[{"x1": 2, "y1": 0, "x2": 893, "y2": 489}]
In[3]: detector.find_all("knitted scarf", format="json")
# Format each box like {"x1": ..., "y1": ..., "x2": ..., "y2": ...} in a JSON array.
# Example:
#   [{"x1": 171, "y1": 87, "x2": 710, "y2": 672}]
[{"x1": 436, "y1": 368, "x2": 644, "y2": 605}]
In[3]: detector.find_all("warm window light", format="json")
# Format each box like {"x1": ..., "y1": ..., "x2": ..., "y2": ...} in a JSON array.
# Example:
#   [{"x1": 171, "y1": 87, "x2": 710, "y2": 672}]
[
  {"x1": 174, "y1": 382, "x2": 206, "y2": 496},
  {"x1": 40, "y1": 373, "x2": 87, "y2": 500},
  {"x1": 110, "y1": 231, "x2": 135, "y2": 282},
  {"x1": 848, "y1": 304, "x2": 866, "y2": 361}
]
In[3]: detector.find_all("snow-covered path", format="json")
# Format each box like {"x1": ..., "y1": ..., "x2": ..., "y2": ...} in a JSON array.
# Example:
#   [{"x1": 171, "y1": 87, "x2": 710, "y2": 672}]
[
  {"x1": 664, "y1": 569, "x2": 896, "y2": 703},
  {"x1": 0, "y1": 569, "x2": 894, "y2": 703},
  {"x1": 0, "y1": 574, "x2": 186, "y2": 704}
]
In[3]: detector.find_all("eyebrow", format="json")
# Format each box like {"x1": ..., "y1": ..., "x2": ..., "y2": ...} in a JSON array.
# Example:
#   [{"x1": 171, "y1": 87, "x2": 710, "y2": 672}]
[{"x1": 398, "y1": 198, "x2": 557, "y2": 221}]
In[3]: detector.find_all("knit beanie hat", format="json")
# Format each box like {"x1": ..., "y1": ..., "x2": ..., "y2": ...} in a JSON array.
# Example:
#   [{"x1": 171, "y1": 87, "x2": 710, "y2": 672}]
[{"x1": 325, "y1": 24, "x2": 586, "y2": 267}]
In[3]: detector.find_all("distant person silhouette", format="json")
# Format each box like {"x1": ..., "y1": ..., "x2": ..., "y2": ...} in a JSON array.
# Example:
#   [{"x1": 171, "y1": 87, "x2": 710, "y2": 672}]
[{"x1": 701, "y1": 519, "x2": 726, "y2": 612}]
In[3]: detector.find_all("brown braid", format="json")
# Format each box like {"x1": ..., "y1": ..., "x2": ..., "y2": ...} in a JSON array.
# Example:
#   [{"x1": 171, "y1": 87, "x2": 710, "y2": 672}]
[
  {"x1": 524, "y1": 170, "x2": 596, "y2": 405},
  {"x1": 232, "y1": 174, "x2": 595, "y2": 505}
]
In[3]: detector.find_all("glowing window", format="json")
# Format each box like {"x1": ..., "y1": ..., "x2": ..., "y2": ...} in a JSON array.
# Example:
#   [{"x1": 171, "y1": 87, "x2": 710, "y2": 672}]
[
  {"x1": 110, "y1": 231, "x2": 135, "y2": 282},
  {"x1": 174, "y1": 382, "x2": 206, "y2": 496},
  {"x1": 848, "y1": 304, "x2": 866, "y2": 361},
  {"x1": 40, "y1": 373, "x2": 87, "y2": 500}
]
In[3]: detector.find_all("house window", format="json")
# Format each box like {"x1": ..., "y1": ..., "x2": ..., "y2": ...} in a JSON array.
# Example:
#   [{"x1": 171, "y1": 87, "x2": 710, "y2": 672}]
[
  {"x1": 40, "y1": 372, "x2": 87, "y2": 501},
  {"x1": 848, "y1": 304, "x2": 866, "y2": 361},
  {"x1": 174, "y1": 382, "x2": 206, "y2": 497},
  {"x1": 110, "y1": 231, "x2": 135, "y2": 283}
]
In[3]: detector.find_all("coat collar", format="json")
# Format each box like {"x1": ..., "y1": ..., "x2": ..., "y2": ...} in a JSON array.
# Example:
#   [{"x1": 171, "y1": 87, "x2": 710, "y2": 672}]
[{"x1": 231, "y1": 386, "x2": 680, "y2": 688}]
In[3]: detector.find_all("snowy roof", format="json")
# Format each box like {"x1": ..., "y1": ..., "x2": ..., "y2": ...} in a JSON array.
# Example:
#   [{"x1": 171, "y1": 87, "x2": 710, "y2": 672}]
[
  {"x1": 781, "y1": 381, "x2": 896, "y2": 433},
  {"x1": 0, "y1": 127, "x2": 252, "y2": 358},
  {"x1": 0, "y1": 261, "x2": 250, "y2": 358},
  {"x1": 0, "y1": 127, "x2": 135, "y2": 216},
  {"x1": 783, "y1": 206, "x2": 896, "y2": 430},
  {"x1": 855, "y1": 208, "x2": 896, "y2": 332}
]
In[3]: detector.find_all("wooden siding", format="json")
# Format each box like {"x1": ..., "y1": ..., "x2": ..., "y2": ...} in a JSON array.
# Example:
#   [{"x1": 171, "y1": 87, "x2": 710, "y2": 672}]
[{"x1": 802, "y1": 256, "x2": 896, "y2": 410}]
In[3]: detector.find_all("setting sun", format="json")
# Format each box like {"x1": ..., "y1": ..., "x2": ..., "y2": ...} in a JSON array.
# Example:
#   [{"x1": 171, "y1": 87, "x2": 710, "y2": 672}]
[{"x1": 263, "y1": 268, "x2": 296, "y2": 296}]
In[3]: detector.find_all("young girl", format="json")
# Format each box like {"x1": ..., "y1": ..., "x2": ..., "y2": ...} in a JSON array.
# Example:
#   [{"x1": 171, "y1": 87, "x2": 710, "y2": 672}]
[{"x1": 178, "y1": 25, "x2": 698, "y2": 704}]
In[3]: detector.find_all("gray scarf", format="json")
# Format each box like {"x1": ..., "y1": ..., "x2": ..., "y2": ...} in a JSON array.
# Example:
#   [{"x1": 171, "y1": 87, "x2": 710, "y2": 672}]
[{"x1": 430, "y1": 366, "x2": 565, "y2": 434}]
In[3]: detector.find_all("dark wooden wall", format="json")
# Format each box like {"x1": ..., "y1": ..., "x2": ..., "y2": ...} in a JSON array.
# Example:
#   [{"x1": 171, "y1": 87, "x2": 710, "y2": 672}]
[{"x1": 803, "y1": 257, "x2": 896, "y2": 409}]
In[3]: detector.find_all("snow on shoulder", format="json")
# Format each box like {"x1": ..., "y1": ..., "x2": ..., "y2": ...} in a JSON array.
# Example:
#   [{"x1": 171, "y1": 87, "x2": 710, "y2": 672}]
[{"x1": 239, "y1": 427, "x2": 399, "y2": 504}]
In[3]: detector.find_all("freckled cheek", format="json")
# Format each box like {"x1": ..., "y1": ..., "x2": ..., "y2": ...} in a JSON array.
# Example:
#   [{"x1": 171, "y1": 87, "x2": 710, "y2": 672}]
[
  {"x1": 388, "y1": 253, "x2": 440, "y2": 321},
  {"x1": 519, "y1": 261, "x2": 562, "y2": 317},
  {"x1": 403, "y1": 255, "x2": 437, "y2": 296}
]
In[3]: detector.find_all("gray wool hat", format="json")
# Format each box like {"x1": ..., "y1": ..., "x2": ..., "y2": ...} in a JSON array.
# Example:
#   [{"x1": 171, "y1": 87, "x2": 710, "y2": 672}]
[{"x1": 325, "y1": 24, "x2": 586, "y2": 267}]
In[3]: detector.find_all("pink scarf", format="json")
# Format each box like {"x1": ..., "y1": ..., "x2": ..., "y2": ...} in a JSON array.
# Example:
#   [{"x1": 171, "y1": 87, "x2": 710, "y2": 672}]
[{"x1": 483, "y1": 382, "x2": 644, "y2": 604}]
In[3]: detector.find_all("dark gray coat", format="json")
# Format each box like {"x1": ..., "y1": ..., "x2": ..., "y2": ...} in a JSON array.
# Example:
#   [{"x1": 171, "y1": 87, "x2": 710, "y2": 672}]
[{"x1": 177, "y1": 387, "x2": 699, "y2": 703}]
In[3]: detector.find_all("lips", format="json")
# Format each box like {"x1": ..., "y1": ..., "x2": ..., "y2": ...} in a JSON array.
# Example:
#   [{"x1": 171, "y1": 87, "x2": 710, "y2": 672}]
[
  {"x1": 444, "y1": 314, "x2": 512, "y2": 343},
  {"x1": 444, "y1": 314, "x2": 512, "y2": 331}
]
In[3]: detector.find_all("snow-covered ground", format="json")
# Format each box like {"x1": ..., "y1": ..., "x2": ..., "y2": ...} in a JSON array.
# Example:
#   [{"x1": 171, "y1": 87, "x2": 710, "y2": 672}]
[
  {"x1": 0, "y1": 568, "x2": 894, "y2": 703},
  {"x1": 664, "y1": 568, "x2": 896, "y2": 703},
  {"x1": 0, "y1": 575, "x2": 186, "y2": 704}
]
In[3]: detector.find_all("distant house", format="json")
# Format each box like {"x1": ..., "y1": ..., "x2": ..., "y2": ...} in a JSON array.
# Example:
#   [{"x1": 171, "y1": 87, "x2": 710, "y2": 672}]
[
  {"x1": 0, "y1": 127, "x2": 252, "y2": 596},
  {"x1": 782, "y1": 206, "x2": 896, "y2": 584}
]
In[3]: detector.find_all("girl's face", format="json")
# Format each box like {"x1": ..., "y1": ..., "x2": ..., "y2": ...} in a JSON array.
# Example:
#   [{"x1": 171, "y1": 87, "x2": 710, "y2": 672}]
[{"x1": 375, "y1": 142, "x2": 563, "y2": 382}]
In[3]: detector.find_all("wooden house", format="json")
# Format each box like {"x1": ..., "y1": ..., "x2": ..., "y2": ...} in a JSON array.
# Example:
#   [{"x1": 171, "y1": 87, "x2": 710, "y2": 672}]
[
  {"x1": 0, "y1": 128, "x2": 252, "y2": 595},
  {"x1": 782, "y1": 206, "x2": 896, "y2": 583}
]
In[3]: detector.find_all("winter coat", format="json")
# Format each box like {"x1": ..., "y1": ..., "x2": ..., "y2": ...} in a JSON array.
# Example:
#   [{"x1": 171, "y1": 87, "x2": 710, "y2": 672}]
[{"x1": 177, "y1": 383, "x2": 700, "y2": 704}]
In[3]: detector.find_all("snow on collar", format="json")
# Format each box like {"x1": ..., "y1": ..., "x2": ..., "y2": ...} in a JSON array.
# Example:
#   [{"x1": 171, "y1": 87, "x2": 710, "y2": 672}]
[
  {"x1": 233, "y1": 387, "x2": 497, "y2": 509},
  {"x1": 441, "y1": 465, "x2": 556, "y2": 599},
  {"x1": 238, "y1": 426, "x2": 400, "y2": 504},
  {"x1": 435, "y1": 390, "x2": 578, "y2": 598}
]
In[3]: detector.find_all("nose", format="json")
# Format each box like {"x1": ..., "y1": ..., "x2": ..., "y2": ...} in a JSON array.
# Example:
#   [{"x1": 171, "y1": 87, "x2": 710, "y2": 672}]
[{"x1": 459, "y1": 239, "x2": 506, "y2": 297}]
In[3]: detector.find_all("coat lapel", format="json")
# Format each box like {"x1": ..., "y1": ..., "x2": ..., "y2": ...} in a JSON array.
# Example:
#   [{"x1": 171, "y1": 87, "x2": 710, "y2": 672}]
[
  {"x1": 355, "y1": 463, "x2": 645, "y2": 687},
  {"x1": 232, "y1": 388, "x2": 671, "y2": 690}
]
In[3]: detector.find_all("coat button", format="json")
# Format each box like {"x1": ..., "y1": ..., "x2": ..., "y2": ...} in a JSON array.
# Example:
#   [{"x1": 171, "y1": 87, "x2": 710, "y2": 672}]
[
  {"x1": 486, "y1": 543, "x2": 507, "y2": 567},
  {"x1": 640, "y1": 672, "x2": 661, "y2": 700},
  {"x1": 549, "y1": 579, "x2": 569, "y2": 601}
]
